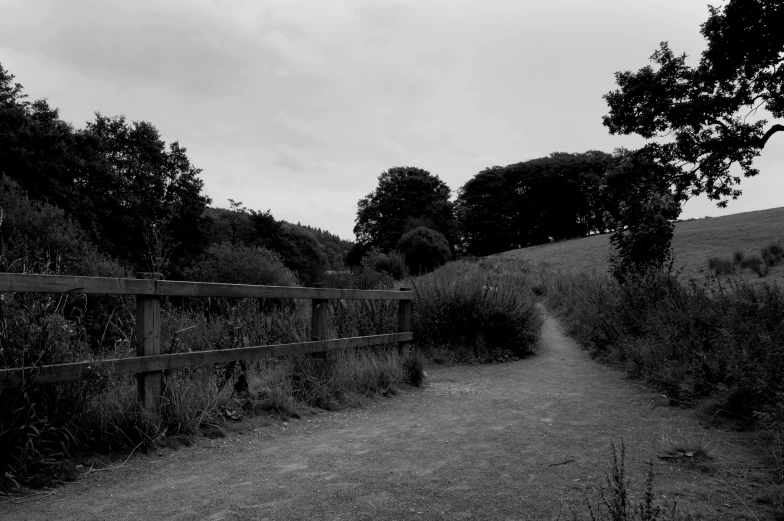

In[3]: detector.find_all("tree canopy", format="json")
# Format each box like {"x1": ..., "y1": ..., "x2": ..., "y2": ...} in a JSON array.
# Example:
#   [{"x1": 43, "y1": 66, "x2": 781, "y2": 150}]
[
  {"x1": 397, "y1": 226, "x2": 452, "y2": 275},
  {"x1": 456, "y1": 151, "x2": 613, "y2": 256},
  {"x1": 354, "y1": 166, "x2": 457, "y2": 254},
  {"x1": 0, "y1": 63, "x2": 211, "y2": 276},
  {"x1": 602, "y1": 0, "x2": 783, "y2": 206}
]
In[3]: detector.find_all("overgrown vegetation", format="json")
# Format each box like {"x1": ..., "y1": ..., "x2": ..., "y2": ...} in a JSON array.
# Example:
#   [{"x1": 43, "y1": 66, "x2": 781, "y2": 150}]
[
  {"x1": 0, "y1": 287, "x2": 424, "y2": 490},
  {"x1": 542, "y1": 267, "x2": 784, "y2": 414},
  {"x1": 539, "y1": 265, "x2": 784, "y2": 498},
  {"x1": 0, "y1": 232, "x2": 541, "y2": 491},
  {"x1": 411, "y1": 259, "x2": 541, "y2": 362}
]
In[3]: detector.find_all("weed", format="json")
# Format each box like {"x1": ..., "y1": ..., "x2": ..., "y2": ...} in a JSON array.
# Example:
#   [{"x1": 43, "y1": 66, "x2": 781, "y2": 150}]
[
  {"x1": 573, "y1": 440, "x2": 693, "y2": 520},
  {"x1": 402, "y1": 351, "x2": 426, "y2": 387}
]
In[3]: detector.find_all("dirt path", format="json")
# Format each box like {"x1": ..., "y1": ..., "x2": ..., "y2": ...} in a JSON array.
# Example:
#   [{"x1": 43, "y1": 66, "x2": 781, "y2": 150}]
[{"x1": 6, "y1": 312, "x2": 778, "y2": 520}]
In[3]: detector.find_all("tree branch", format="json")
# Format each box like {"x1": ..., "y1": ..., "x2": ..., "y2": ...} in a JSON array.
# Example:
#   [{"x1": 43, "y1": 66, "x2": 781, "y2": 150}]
[
  {"x1": 760, "y1": 124, "x2": 784, "y2": 148},
  {"x1": 711, "y1": 118, "x2": 730, "y2": 133}
]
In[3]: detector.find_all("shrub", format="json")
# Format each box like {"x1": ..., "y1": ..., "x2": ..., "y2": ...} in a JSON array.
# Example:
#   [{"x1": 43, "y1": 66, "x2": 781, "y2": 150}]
[
  {"x1": 362, "y1": 249, "x2": 408, "y2": 281},
  {"x1": 185, "y1": 242, "x2": 297, "y2": 286},
  {"x1": 339, "y1": 248, "x2": 410, "y2": 291},
  {"x1": 707, "y1": 256, "x2": 735, "y2": 275},
  {"x1": 397, "y1": 226, "x2": 451, "y2": 275},
  {"x1": 411, "y1": 259, "x2": 541, "y2": 359},
  {"x1": 741, "y1": 255, "x2": 769, "y2": 277},
  {"x1": 733, "y1": 249, "x2": 745, "y2": 264},
  {"x1": 761, "y1": 242, "x2": 784, "y2": 267}
]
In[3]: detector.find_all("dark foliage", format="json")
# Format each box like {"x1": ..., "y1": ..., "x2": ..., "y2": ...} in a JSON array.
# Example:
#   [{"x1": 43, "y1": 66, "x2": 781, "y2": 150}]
[
  {"x1": 602, "y1": 0, "x2": 783, "y2": 208},
  {"x1": 0, "y1": 63, "x2": 211, "y2": 277},
  {"x1": 397, "y1": 227, "x2": 452, "y2": 275},
  {"x1": 354, "y1": 166, "x2": 457, "y2": 254},
  {"x1": 456, "y1": 151, "x2": 614, "y2": 256},
  {"x1": 203, "y1": 204, "x2": 351, "y2": 283},
  {"x1": 603, "y1": 151, "x2": 681, "y2": 282}
]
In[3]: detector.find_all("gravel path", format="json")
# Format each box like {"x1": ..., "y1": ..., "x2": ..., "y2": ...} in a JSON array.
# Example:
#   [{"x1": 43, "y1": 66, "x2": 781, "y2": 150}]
[{"x1": 5, "y1": 311, "x2": 776, "y2": 520}]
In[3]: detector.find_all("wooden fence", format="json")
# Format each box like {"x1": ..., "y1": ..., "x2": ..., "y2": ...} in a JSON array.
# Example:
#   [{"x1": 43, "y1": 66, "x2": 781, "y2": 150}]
[{"x1": 0, "y1": 273, "x2": 414, "y2": 410}]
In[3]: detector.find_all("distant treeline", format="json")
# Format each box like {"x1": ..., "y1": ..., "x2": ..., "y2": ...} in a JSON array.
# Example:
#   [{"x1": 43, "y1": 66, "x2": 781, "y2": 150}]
[{"x1": 351, "y1": 150, "x2": 644, "y2": 269}]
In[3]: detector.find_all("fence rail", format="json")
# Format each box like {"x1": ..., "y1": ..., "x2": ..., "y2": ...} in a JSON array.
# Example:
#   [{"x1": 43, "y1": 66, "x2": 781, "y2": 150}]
[
  {"x1": 0, "y1": 273, "x2": 414, "y2": 410},
  {"x1": 0, "y1": 273, "x2": 412, "y2": 300}
]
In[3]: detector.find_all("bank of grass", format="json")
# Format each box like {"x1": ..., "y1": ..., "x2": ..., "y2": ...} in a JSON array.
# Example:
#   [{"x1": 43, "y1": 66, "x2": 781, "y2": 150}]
[{"x1": 499, "y1": 206, "x2": 784, "y2": 285}]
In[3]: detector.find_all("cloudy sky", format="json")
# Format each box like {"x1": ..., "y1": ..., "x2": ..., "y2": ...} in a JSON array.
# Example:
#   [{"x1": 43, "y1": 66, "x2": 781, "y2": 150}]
[{"x1": 2, "y1": 0, "x2": 782, "y2": 240}]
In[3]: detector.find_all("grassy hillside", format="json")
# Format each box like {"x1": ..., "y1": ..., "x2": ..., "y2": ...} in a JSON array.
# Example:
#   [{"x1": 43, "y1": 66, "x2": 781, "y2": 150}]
[{"x1": 497, "y1": 206, "x2": 784, "y2": 284}]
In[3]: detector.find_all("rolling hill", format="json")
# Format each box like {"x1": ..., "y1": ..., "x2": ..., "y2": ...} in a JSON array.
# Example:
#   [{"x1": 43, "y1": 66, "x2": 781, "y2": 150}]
[{"x1": 497, "y1": 206, "x2": 784, "y2": 284}]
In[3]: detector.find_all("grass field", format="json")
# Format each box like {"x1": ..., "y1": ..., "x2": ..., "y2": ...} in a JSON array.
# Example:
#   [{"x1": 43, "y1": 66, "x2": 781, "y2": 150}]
[{"x1": 497, "y1": 206, "x2": 784, "y2": 284}]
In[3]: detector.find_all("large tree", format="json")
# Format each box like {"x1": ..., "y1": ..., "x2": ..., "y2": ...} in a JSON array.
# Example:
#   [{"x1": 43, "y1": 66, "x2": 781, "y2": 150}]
[
  {"x1": 602, "y1": 0, "x2": 783, "y2": 206},
  {"x1": 354, "y1": 166, "x2": 457, "y2": 253},
  {"x1": 0, "y1": 63, "x2": 212, "y2": 275},
  {"x1": 456, "y1": 151, "x2": 613, "y2": 256},
  {"x1": 82, "y1": 114, "x2": 211, "y2": 274}
]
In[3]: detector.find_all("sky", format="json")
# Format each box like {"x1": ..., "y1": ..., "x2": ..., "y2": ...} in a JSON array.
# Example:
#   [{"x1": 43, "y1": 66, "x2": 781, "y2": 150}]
[{"x1": 1, "y1": 0, "x2": 782, "y2": 240}]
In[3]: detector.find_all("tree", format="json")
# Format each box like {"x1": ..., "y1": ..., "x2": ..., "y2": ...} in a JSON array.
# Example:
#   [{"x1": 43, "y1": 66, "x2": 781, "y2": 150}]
[
  {"x1": 82, "y1": 114, "x2": 212, "y2": 274},
  {"x1": 0, "y1": 63, "x2": 212, "y2": 276},
  {"x1": 456, "y1": 151, "x2": 613, "y2": 256},
  {"x1": 603, "y1": 151, "x2": 681, "y2": 282},
  {"x1": 275, "y1": 224, "x2": 328, "y2": 285},
  {"x1": 602, "y1": 0, "x2": 783, "y2": 207},
  {"x1": 0, "y1": 63, "x2": 84, "y2": 223},
  {"x1": 397, "y1": 227, "x2": 452, "y2": 275},
  {"x1": 354, "y1": 166, "x2": 457, "y2": 254}
]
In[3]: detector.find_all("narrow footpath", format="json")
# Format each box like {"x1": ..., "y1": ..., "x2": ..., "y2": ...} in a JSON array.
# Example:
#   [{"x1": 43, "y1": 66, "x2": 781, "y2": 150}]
[{"x1": 5, "y1": 312, "x2": 777, "y2": 520}]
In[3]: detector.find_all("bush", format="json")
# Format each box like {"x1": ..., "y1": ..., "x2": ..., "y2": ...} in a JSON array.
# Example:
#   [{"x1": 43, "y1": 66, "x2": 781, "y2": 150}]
[
  {"x1": 761, "y1": 242, "x2": 784, "y2": 267},
  {"x1": 741, "y1": 255, "x2": 769, "y2": 277},
  {"x1": 707, "y1": 256, "x2": 736, "y2": 275},
  {"x1": 185, "y1": 242, "x2": 297, "y2": 286},
  {"x1": 362, "y1": 249, "x2": 408, "y2": 281},
  {"x1": 397, "y1": 226, "x2": 451, "y2": 275},
  {"x1": 411, "y1": 259, "x2": 541, "y2": 359}
]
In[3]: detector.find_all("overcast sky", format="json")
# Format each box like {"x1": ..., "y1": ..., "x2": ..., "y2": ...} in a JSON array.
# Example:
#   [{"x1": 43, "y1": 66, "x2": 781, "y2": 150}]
[{"x1": 2, "y1": 0, "x2": 782, "y2": 240}]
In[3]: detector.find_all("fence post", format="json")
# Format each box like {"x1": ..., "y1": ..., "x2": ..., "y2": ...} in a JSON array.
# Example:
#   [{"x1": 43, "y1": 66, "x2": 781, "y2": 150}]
[
  {"x1": 398, "y1": 287, "x2": 412, "y2": 357},
  {"x1": 310, "y1": 282, "x2": 328, "y2": 342},
  {"x1": 136, "y1": 272, "x2": 162, "y2": 411}
]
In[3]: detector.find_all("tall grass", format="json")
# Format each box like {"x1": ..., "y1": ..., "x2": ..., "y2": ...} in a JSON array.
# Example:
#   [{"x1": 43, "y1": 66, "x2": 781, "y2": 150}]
[
  {"x1": 539, "y1": 265, "x2": 784, "y2": 496},
  {"x1": 0, "y1": 292, "x2": 422, "y2": 489},
  {"x1": 541, "y1": 268, "x2": 784, "y2": 414},
  {"x1": 411, "y1": 258, "x2": 542, "y2": 361}
]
